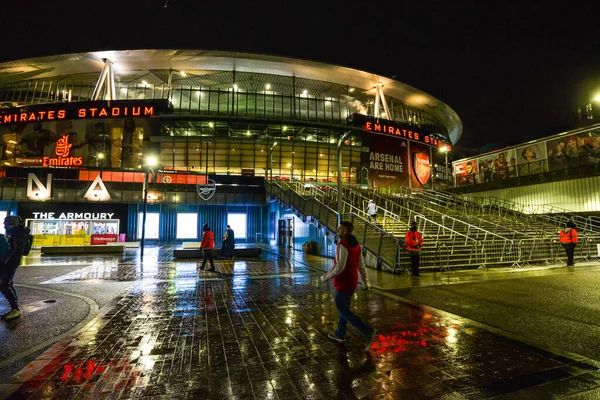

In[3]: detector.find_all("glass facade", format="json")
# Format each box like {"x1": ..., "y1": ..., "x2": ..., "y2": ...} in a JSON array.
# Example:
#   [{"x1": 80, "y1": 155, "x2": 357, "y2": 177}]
[
  {"x1": 0, "y1": 70, "x2": 448, "y2": 139},
  {"x1": 156, "y1": 121, "x2": 363, "y2": 182}
]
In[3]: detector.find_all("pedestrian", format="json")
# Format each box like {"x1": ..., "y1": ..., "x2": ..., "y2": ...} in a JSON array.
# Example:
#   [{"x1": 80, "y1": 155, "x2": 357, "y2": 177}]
[
  {"x1": 222, "y1": 224, "x2": 235, "y2": 259},
  {"x1": 366, "y1": 200, "x2": 378, "y2": 224},
  {"x1": 321, "y1": 221, "x2": 376, "y2": 351},
  {"x1": 405, "y1": 221, "x2": 424, "y2": 276},
  {"x1": 559, "y1": 221, "x2": 578, "y2": 266},
  {"x1": 1, "y1": 216, "x2": 29, "y2": 320},
  {"x1": 200, "y1": 224, "x2": 215, "y2": 272}
]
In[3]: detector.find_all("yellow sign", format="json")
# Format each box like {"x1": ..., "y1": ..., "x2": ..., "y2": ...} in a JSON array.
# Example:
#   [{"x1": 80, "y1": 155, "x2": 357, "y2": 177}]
[{"x1": 32, "y1": 234, "x2": 91, "y2": 246}]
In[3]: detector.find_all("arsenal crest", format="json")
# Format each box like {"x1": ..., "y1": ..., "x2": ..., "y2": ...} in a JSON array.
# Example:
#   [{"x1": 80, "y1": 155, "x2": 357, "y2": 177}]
[
  {"x1": 196, "y1": 179, "x2": 216, "y2": 201},
  {"x1": 412, "y1": 153, "x2": 431, "y2": 186}
]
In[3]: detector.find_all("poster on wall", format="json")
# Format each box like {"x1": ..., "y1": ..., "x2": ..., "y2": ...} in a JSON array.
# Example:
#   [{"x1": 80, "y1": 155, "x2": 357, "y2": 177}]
[
  {"x1": 409, "y1": 141, "x2": 432, "y2": 188},
  {"x1": 454, "y1": 160, "x2": 478, "y2": 186},
  {"x1": 546, "y1": 128, "x2": 600, "y2": 171},
  {"x1": 476, "y1": 149, "x2": 517, "y2": 183},
  {"x1": 0, "y1": 117, "x2": 154, "y2": 168},
  {"x1": 367, "y1": 135, "x2": 408, "y2": 190},
  {"x1": 515, "y1": 142, "x2": 547, "y2": 176}
]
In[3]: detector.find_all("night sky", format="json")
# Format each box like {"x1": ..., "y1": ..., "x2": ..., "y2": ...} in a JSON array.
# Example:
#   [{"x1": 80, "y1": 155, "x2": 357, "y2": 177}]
[{"x1": 3, "y1": 1, "x2": 599, "y2": 155}]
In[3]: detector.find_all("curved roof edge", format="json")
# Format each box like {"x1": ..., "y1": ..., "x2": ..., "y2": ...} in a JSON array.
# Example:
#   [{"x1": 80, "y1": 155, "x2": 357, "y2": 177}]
[{"x1": 0, "y1": 49, "x2": 463, "y2": 144}]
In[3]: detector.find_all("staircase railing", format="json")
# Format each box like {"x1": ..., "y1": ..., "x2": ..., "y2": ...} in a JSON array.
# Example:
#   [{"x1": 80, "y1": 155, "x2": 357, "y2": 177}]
[{"x1": 266, "y1": 181, "x2": 405, "y2": 272}]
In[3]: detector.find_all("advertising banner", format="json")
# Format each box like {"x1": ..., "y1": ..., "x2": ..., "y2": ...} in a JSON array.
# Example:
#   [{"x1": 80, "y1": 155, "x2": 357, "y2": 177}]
[
  {"x1": 515, "y1": 142, "x2": 547, "y2": 176},
  {"x1": 409, "y1": 142, "x2": 432, "y2": 188},
  {"x1": 367, "y1": 135, "x2": 408, "y2": 190},
  {"x1": 476, "y1": 149, "x2": 517, "y2": 183},
  {"x1": 454, "y1": 160, "x2": 478, "y2": 186},
  {"x1": 546, "y1": 128, "x2": 600, "y2": 171}
]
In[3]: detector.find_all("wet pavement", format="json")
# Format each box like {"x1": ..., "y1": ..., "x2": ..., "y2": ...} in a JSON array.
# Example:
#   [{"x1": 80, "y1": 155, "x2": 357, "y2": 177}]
[{"x1": 1, "y1": 247, "x2": 600, "y2": 399}]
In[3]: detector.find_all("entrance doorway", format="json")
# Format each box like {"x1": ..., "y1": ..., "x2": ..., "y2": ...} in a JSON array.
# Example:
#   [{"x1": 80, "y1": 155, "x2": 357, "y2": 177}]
[{"x1": 277, "y1": 218, "x2": 294, "y2": 248}]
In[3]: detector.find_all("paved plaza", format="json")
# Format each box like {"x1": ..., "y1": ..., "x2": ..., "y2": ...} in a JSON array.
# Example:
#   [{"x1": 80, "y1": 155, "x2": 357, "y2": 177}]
[{"x1": 0, "y1": 249, "x2": 599, "y2": 399}]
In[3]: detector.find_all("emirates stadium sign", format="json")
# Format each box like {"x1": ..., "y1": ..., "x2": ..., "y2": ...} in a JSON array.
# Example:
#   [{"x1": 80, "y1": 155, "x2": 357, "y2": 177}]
[{"x1": 0, "y1": 99, "x2": 172, "y2": 125}]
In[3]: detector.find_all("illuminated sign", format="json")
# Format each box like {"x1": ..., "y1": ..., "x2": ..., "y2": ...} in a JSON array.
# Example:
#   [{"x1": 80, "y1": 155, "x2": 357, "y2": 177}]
[
  {"x1": 347, "y1": 113, "x2": 452, "y2": 150},
  {"x1": 0, "y1": 99, "x2": 172, "y2": 125},
  {"x1": 32, "y1": 212, "x2": 115, "y2": 219},
  {"x1": 413, "y1": 153, "x2": 431, "y2": 185},
  {"x1": 42, "y1": 135, "x2": 83, "y2": 167}
]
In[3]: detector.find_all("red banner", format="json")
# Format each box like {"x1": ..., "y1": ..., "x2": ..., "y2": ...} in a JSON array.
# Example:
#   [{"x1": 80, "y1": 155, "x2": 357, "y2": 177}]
[{"x1": 90, "y1": 234, "x2": 119, "y2": 245}]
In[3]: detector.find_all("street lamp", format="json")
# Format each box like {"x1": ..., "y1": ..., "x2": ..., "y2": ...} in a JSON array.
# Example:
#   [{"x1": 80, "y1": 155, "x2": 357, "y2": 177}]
[
  {"x1": 140, "y1": 155, "x2": 158, "y2": 261},
  {"x1": 337, "y1": 131, "x2": 351, "y2": 227},
  {"x1": 440, "y1": 146, "x2": 450, "y2": 185},
  {"x1": 97, "y1": 152, "x2": 105, "y2": 178},
  {"x1": 268, "y1": 141, "x2": 278, "y2": 180}
]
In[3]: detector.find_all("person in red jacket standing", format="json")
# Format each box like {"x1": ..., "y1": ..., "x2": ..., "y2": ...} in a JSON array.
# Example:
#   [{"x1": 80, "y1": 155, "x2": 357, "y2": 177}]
[
  {"x1": 559, "y1": 221, "x2": 578, "y2": 266},
  {"x1": 321, "y1": 221, "x2": 376, "y2": 351},
  {"x1": 200, "y1": 224, "x2": 215, "y2": 272},
  {"x1": 405, "y1": 221, "x2": 424, "y2": 276}
]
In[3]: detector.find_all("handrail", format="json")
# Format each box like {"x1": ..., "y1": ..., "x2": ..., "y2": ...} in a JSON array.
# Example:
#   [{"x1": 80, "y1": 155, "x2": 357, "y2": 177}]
[
  {"x1": 464, "y1": 195, "x2": 600, "y2": 235},
  {"x1": 266, "y1": 180, "x2": 404, "y2": 272},
  {"x1": 362, "y1": 187, "x2": 514, "y2": 241},
  {"x1": 396, "y1": 189, "x2": 539, "y2": 239}
]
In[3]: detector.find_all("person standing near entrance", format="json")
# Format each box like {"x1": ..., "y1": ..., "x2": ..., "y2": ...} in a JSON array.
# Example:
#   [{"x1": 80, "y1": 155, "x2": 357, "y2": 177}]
[
  {"x1": 405, "y1": 221, "x2": 424, "y2": 276},
  {"x1": 321, "y1": 221, "x2": 376, "y2": 351},
  {"x1": 200, "y1": 224, "x2": 215, "y2": 272},
  {"x1": 366, "y1": 200, "x2": 378, "y2": 224},
  {"x1": 1, "y1": 216, "x2": 29, "y2": 320},
  {"x1": 559, "y1": 221, "x2": 578, "y2": 266},
  {"x1": 222, "y1": 225, "x2": 235, "y2": 259}
]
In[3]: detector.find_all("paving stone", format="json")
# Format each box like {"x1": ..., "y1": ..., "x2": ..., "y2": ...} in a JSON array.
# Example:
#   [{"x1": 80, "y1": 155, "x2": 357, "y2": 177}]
[{"x1": 3, "y1": 248, "x2": 599, "y2": 399}]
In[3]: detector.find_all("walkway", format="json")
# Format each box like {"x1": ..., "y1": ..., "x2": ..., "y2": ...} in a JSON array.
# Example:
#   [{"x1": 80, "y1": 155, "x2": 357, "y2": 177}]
[{"x1": 0, "y1": 247, "x2": 598, "y2": 399}]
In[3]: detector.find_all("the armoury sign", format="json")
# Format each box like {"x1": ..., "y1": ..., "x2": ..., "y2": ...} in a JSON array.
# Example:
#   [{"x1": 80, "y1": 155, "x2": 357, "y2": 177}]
[
  {"x1": 347, "y1": 113, "x2": 452, "y2": 150},
  {"x1": 27, "y1": 173, "x2": 111, "y2": 201},
  {"x1": 0, "y1": 99, "x2": 172, "y2": 125}
]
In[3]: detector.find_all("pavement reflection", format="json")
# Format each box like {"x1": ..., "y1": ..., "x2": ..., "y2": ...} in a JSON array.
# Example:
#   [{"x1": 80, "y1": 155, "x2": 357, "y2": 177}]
[{"x1": 2, "y1": 251, "x2": 599, "y2": 399}]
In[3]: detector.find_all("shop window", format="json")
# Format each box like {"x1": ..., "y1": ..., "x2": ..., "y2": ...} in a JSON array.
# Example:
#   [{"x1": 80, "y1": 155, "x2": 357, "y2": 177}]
[
  {"x1": 137, "y1": 213, "x2": 160, "y2": 239},
  {"x1": 227, "y1": 213, "x2": 247, "y2": 239},
  {"x1": 176, "y1": 213, "x2": 197, "y2": 239}
]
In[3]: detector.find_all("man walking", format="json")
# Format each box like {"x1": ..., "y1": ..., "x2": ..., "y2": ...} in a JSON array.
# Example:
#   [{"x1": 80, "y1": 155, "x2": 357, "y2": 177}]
[
  {"x1": 1, "y1": 216, "x2": 29, "y2": 320},
  {"x1": 321, "y1": 221, "x2": 376, "y2": 351},
  {"x1": 366, "y1": 200, "x2": 378, "y2": 224},
  {"x1": 200, "y1": 224, "x2": 215, "y2": 272},
  {"x1": 559, "y1": 221, "x2": 578, "y2": 266},
  {"x1": 405, "y1": 221, "x2": 424, "y2": 276}
]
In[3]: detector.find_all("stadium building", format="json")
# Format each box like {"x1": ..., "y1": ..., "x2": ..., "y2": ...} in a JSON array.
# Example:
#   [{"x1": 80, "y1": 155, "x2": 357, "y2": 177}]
[{"x1": 0, "y1": 50, "x2": 461, "y2": 250}]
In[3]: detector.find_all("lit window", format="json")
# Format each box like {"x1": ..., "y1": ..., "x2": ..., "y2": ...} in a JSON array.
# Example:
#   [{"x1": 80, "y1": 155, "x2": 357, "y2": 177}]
[
  {"x1": 137, "y1": 213, "x2": 160, "y2": 239},
  {"x1": 227, "y1": 213, "x2": 247, "y2": 239},
  {"x1": 176, "y1": 213, "x2": 197, "y2": 239}
]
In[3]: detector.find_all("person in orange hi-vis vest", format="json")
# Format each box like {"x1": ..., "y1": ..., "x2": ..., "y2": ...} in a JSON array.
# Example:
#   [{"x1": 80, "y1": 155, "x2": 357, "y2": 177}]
[
  {"x1": 405, "y1": 221, "x2": 424, "y2": 276},
  {"x1": 559, "y1": 221, "x2": 578, "y2": 267},
  {"x1": 200, "y1": 224, "x2": 216, "y2": 272}
]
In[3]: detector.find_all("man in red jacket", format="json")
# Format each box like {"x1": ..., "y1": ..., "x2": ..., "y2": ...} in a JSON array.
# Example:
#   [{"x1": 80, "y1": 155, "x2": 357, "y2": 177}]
[
  {"x1": 321, "y1": 221, "x2": 376, "y2": 351},
  {"x1": 200, "y1": 224, "x2": 215, "y2": 272}
]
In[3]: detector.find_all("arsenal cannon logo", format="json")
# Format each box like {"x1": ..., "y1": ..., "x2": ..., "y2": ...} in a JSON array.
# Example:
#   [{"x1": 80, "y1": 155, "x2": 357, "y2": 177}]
[
  {"x1": 196, "y1": 180, "x2": 216, "y2": 201},
  {"x1": 412, "y1": 152, "x2": 431, "y2": 186}
]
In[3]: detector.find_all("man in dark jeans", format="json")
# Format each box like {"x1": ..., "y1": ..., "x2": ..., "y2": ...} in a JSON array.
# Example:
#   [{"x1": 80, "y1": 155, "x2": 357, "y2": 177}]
[
  {"x1": 200, "y1": 224, "x2": 215, "y2": 272},
  {"x1": 1, "y1": 216, "x2": 29, "y2": 320},
  {"x1": 222, "y1": 225, "x2": 235, "y2": 259},
  {"x1": 321, "y1": 221, "x2": 376, "y2": 351}
]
